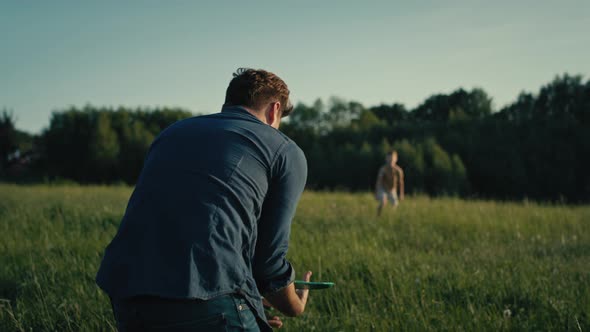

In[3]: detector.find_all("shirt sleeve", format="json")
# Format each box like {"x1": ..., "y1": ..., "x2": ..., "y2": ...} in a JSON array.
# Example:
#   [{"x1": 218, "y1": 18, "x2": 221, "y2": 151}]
[{"x1": 253, "y1": 141, "x2": 307, "y2": 294}]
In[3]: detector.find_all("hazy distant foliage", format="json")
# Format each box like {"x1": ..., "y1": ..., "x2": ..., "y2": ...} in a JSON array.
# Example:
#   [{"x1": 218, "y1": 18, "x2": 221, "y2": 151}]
[
  {"x1": 0, "y1": 109, "x2": 17, "y2": 171},
  {"x1": 2, "y1": 74, "x2": 590, "y2": 201},
  {"x1": 282, "y1": 74, "x2": 590, "y2": 201},
  {"x1": 41, "y1": 105, "x2": 193, "y2": 183}
]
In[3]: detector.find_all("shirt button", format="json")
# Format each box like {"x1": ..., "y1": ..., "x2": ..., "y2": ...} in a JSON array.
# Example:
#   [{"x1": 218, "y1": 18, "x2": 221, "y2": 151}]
[{"x1": 238, "y1": 304, "x2": 244, "y2": 311}]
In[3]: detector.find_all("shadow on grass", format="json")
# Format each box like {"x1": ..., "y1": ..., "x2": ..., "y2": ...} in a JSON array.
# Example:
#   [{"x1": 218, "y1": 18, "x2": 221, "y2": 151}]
[{"x1": 0, "y1": 277, "x2": 19, "y2": 303}]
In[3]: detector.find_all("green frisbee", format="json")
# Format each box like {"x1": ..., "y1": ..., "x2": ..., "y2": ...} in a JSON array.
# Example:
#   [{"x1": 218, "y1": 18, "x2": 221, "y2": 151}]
[{"x1": 294, "y1": 280, "x2": 335, "y2": 290}]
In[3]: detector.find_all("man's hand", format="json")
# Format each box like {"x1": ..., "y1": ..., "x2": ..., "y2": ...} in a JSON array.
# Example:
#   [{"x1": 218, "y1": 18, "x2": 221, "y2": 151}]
[
  {"x1": 262, "y1": 298, "x2": 283, "y2": 328},
  {"x1": 266, "y1": 314, "x2": 283, "y2": 329},
  {"x1": 264, "y1": 270, "x2": 313, "y2": 317},
  {"x1": 295, "y1": 271, "x2": 312, "y2": 306}
]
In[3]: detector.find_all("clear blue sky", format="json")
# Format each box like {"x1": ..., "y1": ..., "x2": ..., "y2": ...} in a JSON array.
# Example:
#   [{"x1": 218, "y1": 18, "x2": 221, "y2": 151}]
[{"x1": 1, "y1": 1, "x2": 589, "y2": 133}]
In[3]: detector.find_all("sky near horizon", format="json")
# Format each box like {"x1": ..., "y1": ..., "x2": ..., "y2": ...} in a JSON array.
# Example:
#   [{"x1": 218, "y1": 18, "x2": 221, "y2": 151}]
[{"x1": 1, "y1": 1, "x2": 589, "y2": 134}]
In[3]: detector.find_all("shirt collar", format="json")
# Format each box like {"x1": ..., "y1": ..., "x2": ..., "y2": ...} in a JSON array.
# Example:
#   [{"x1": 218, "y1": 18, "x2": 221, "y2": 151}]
[{"x1": 221, "y1": 105, "x2": 264, "y2": 123}]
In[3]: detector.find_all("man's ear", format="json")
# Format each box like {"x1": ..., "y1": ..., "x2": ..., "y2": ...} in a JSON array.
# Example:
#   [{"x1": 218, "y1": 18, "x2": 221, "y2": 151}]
[{"x1": 266, "y1": 102, "x2": 281, "y2": 128}]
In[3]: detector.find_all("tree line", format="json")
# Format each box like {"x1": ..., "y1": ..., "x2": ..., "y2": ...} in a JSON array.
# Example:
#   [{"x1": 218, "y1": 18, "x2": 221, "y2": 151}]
[
  {"x1": 1, "y1": 73, "x2": 589, "y2": 201},
  {"x1": 1, "y1": 106, "x2": 192, "y2": 184}
]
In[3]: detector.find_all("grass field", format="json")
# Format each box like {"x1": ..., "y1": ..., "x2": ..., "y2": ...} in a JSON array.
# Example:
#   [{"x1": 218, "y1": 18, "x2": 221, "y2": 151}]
[{"x1": 0, "y1": 184, "x2": 589, "y2": 331}]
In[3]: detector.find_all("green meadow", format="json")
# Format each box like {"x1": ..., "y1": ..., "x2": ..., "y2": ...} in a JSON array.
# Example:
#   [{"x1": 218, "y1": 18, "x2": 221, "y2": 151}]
[{"x1": 0, "y1": 184, "x2": 588, "y2": 331}]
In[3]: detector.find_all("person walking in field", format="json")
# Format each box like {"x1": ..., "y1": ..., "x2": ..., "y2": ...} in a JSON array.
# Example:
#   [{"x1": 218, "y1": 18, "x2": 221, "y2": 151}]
[
  {"x1": 375, "y1": 150, "x2": 404, "y2": 216},
  {"x1": 96, "y1": 68, "x2": 312, "y2": 331}
]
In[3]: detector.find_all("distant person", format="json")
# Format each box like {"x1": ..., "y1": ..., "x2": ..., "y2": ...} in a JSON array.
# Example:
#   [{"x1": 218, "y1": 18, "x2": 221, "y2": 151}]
[
  {"x1": 375, "y1": 150, "x2": 404, "y2": 216},
  {"x1": 96, "y1": 68, "x2": 312, "y2": 331}
]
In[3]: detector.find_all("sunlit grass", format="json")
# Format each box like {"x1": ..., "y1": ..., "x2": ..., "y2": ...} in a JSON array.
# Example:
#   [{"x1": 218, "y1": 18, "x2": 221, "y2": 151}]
[{"x1": 1, "y1": 184, "x2": 588, "y2": 331}]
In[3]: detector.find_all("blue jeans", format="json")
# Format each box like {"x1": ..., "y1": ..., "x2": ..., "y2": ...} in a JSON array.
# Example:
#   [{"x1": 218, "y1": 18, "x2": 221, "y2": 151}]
[{"x1": 111, "y1": 294, "x2": 260, "y2": 331}]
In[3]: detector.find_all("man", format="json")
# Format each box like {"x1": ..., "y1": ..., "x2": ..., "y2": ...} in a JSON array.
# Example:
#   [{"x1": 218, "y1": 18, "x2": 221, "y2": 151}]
[
  {"x1": 96, "y1": 68, "x2": 311, "y2": 331},
  {"x1": 375, "y1": 150, "x2": 404, "y2": 216}
]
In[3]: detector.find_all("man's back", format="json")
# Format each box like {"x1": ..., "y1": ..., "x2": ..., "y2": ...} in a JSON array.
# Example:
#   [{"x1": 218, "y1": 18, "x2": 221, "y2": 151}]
[{"x1": 96, "y1": 106, "x2": 307, "y2": 324}]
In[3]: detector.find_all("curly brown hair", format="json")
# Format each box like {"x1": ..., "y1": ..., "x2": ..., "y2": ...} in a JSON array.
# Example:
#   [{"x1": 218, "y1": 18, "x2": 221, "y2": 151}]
[{"x1": 224, "y1": 68, "x2": 293, "y2": 117}]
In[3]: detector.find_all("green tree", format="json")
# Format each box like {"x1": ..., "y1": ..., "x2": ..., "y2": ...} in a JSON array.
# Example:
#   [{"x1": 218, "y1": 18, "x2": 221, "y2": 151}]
[
  {"x1": 393, "y1": 139, "x2": 425, "y2": 194},
  {"x1": 117, "y1": 120, "x2": 154, "y2": 183},
  {"x1": 414, "y1": 88, "x2": 493, "y2": 122},
  {"x1": 0, "y1": 109, "x2": 17, "y2": 170},
  {"x1": 324, "y1": 97, "x2": 363, "y2": 130},
  {"x1": 370, "y1": 103, "x2": 408, "y2": 125},
  {"x1": 422, "y1": 138, "x2": 454, "y2": 195},
  {"x1": 351, "y1": 110, "x2": 383, "y2": 130},
  {"x1": 287, "y1": 102, "x2": 322, "y2": 132},
  {"x1": 89, "y1": 112, "x2": 120, "y2": 181},
  {"x1": 450, "y1": 154, "x2": 468, "y2": 194}
]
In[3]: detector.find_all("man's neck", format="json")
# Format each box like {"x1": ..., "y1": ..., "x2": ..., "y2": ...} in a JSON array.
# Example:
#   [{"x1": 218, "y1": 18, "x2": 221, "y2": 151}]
[{"x1": 241, "y1": 106, "x2": 267, "y2": 124}]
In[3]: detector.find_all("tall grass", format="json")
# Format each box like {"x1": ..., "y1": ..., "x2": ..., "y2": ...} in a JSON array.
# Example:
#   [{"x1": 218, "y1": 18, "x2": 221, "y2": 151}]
[{"x1": 0, "y1": 184, "x2": 588, "y2": 331}]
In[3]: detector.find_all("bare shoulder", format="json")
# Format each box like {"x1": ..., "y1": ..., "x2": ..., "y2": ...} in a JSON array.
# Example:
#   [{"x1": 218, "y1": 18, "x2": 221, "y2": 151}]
[{"x1": 394, "y1": 165, "x2": 404, "y2": 174}]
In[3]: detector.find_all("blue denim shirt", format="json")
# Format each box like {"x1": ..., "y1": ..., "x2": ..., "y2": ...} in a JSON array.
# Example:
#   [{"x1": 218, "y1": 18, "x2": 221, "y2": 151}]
[{"x1": 96, "y1": 106, "x2": 307, "y2": 330}]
